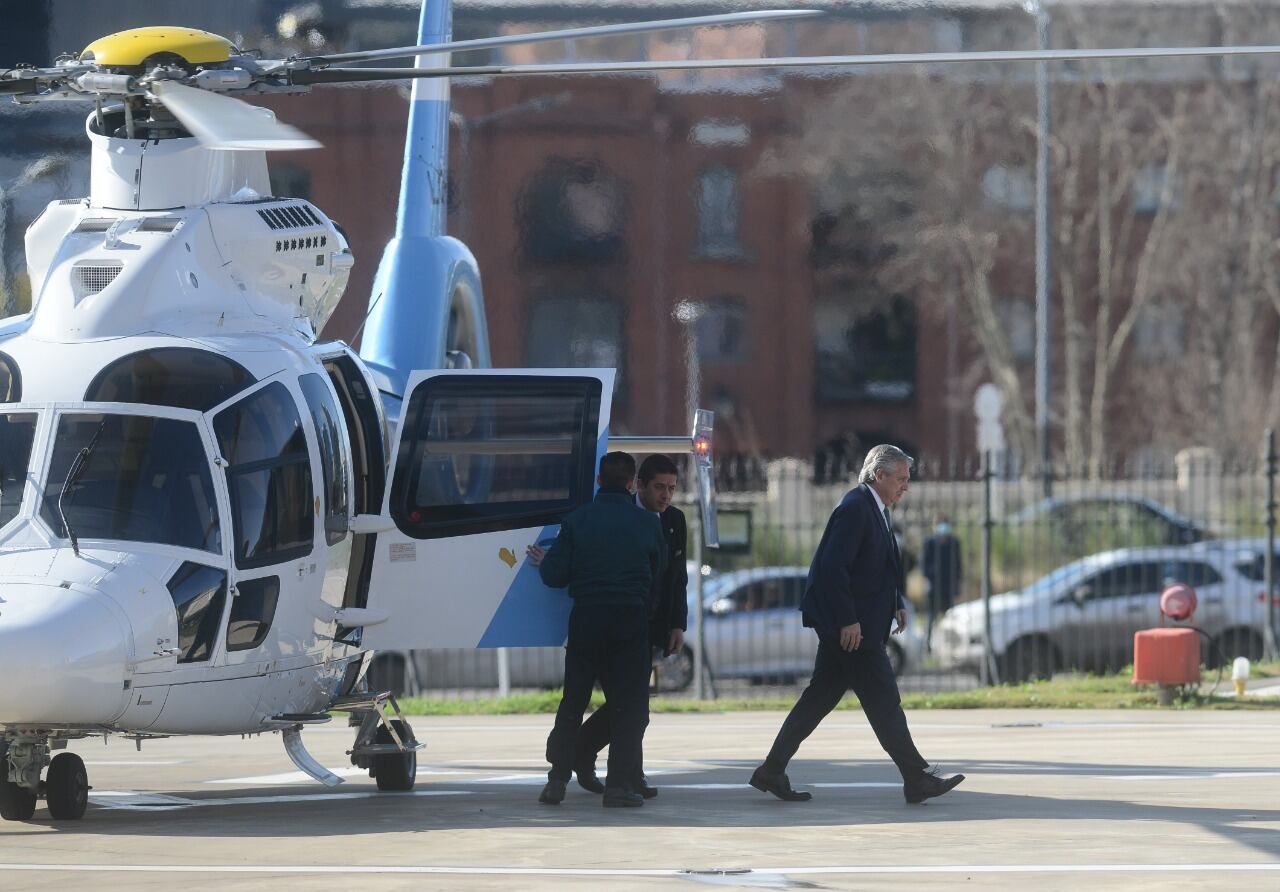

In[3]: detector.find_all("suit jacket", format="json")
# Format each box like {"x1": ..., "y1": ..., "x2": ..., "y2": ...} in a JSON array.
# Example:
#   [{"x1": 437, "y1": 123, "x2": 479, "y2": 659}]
[
  {"x1": 800, "y1": 483, "x2": 904, "y2": 643},
  {"x1": 647, "y1": 504, "x2": 689, "y2": 647}
]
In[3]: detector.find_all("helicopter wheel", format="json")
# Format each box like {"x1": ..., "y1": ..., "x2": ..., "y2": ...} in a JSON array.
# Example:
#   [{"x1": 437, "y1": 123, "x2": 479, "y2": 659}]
[
  {"x1": 373, "y1": 720, "x2": 417, "y2": 792},
  {"x1": 45, "y1": 753, "x2": 89, "y2": 820}
]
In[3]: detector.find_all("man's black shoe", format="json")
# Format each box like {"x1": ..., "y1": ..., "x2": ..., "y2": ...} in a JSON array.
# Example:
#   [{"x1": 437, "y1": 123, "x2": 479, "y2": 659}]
[
  {"x1": 634, "y1": 776, "x2": 658, "y2": 799},
  {"x1": 904, "y1": 768, "x2": 965, "y2": 804},
  {"x1": 538, "y1": 779, "x2": 567, "y2": 805},
  {"x1": 602, "y1": 787, "x2": 644, "y2": 808},
  {"x1": 575, "y1": 763, "x2": 605, "y2": 794},
  {"x1": 749, "y1": 765, "x2": 812, "y2": 802}
]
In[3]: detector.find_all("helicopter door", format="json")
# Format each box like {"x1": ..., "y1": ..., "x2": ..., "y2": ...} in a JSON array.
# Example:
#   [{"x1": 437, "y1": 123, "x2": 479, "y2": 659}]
[{"x1": 362, "y1": 369, "x2": 613, "y2": 650}]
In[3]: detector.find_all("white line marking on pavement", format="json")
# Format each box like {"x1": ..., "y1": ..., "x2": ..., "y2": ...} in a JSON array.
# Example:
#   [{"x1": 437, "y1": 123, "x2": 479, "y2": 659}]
[
  {"x1": 88, "y1": 789, "x2": 469, "y2": 811},
  {"x1": 3, "y1": 863, "x2": 1280, "y2": 877},
  {"x1": 81, "y1": 761, "x2": 184, "y2": 766}
]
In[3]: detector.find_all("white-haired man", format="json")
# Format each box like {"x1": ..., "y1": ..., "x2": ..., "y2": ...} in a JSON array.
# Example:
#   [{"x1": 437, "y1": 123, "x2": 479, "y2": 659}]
[{"x1": 749, "y1": 444, "x2": 964, "y2": 804}]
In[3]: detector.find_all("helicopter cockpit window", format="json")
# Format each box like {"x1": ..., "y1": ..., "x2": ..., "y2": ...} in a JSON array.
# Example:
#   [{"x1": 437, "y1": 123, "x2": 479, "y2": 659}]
[
  {"x1": 166, "y1": 562, "x2": 228, "y2": 663},
  {"x1": 40, "y1": 413, "x2": 222, "y2": 553},
  {"x1": 0, "y1": 413, "x2": 37, "y2": 527},
  {"x1": 214, "y1": 382, "x2": 314, "y2": 569},
  {"x1": 391, "y1": 376, "x2": 601, "y2": 539},
  {"x1": 299, "y1": 373, "x2": 349, "y2": 545},
  {"x1": 0, "y1": 352, "x2": 20, "y2": 402},
  {"x1": 85, "y1": 348, "x2": 255, "y2": 412}
]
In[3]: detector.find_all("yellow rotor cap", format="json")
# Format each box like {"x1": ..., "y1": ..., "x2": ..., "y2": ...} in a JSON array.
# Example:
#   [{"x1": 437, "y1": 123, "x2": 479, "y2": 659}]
[{"x1": 81, "y1": 27, "x2": 233, "y2": 68}]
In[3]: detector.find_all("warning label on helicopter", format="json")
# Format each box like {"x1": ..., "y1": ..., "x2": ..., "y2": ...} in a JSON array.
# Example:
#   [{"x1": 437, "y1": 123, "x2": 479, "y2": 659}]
[{"x1": 389, "y1": 543, "x2": 417, "y2": 562}]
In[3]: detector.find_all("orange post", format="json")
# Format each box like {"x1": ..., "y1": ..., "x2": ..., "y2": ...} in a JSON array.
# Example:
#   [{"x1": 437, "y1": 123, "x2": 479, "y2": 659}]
[{"x1": 1133, "y1": 627, "x2": 1200, "y2": 687}]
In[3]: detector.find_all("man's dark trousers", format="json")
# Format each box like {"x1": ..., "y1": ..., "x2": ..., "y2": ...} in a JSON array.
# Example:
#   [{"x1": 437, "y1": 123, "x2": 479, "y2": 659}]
[
  {"x1": 763, "y1": 635, "x2": 927, "y2": 780},
  {"x1": 546, "y1": 603, "x2": 650, "y2": 788},
  {"x1": 575, "y1": 648, "x2": 653, "y2": 782}
]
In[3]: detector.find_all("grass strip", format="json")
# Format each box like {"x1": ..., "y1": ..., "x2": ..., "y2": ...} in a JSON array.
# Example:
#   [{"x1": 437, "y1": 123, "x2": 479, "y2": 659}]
[{"x1": 396, "y1": 662, "x2": 1280, "y2": 715}]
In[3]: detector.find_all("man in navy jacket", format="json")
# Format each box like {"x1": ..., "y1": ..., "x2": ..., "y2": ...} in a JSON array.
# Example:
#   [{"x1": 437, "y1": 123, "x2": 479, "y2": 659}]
[{"x1": 750, "y1": 444, "x2": 964, "y2": 805}]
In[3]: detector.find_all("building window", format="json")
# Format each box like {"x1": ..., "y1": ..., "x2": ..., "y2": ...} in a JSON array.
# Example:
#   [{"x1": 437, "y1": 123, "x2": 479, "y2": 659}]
[
  {"x1": 269, "y1": 163, "x2": 311, "y2": 201},
  {"x1": 696, "y1": 163, "x2": 742, "y2": 258},
  {"x1": 814, "y1": 295, "x2": 917, "y2": 403},
  {"x1": 997, "y1": 298, "x2": 1035, "y2": 363},
  {"x1": 527, "y1": 293, "x2": 626, "y2": 400},
  {"x1": 982, "y1": 165, "x2": 1034, "y2": 212},
  {"x1": 1133, "y1": 164, "x2": 1176, "y2": 214},
  {"x1": 1133, "y1": 300, "x2": 1185, "y2": 361},
  {"x1": 519, "y1": 159, "x2": 625, "y2": 262},
  {"x1": 694, "y1": 298, "x2": 747, "y2": 364}
]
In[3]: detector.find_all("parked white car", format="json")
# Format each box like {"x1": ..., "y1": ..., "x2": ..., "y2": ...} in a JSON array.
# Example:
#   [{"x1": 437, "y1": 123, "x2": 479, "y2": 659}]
[{"x1": 932, "y1": 541, "x2": 1275, "y2": 683}]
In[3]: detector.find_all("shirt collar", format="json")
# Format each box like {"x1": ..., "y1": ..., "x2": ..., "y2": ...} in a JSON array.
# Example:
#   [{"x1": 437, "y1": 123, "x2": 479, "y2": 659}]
[
  {"x1": 634, "y1": 492, "x2": 661, "y2": 518},
  {"x1": 867, "y1": 483, "x2": 887, "y2": 516}
]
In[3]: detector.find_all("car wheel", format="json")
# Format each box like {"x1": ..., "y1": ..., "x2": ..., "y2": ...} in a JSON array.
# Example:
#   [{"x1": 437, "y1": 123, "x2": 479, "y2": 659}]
[
  {"x1": 886, "y1": 640, "x2": 906, "y2": 677},
  {"x1": 999, "y1": 637, "x2": 1056, "y2": 684},
  {"x1": 1215, "y1": 628, "x2": 1265, "y2": 665},
  {"x1": 656, "y1": 646, "x2": 694, "y2": 692},
  {"x1": 366, "y1": 653, "x2": 408, "y2": 696}
]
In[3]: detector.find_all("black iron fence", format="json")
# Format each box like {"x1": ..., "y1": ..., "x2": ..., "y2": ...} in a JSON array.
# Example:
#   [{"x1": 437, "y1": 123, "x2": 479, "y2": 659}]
[{"x1": 368, "y1": 435, "x2": 1280, "y2": 698}]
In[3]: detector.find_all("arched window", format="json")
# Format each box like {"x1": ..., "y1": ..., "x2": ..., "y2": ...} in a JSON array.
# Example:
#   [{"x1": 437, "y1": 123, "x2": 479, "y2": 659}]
[
  {"x1": 86, "y1": 348, "x2": 254, "y2": 412},
  {"x1": 696, "y1": 163, "x2": 742, "y2": 258},
  {"x1": 0, "y1": 352, "x2": 21, "y2": 402}
]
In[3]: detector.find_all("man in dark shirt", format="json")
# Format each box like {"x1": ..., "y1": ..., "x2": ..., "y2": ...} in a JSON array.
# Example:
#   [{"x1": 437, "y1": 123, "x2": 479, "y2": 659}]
[
  {"x1": 529, "y1": 451, "x2": 666, "y2": 808},
  {"x1": 574, "y1": 454, "x2": 688, "y2": 798}
]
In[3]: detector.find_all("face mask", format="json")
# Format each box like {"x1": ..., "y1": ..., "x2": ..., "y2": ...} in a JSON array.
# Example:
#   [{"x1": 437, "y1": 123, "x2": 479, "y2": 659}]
[{"x1": 936, "y1": 523, "x2": 951, "y2": 535}]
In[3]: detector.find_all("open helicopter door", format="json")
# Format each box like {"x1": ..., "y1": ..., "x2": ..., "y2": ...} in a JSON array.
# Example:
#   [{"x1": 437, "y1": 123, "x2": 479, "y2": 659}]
[{"x1": 360, "y1": 368, "x2": 612, "y2": 650}]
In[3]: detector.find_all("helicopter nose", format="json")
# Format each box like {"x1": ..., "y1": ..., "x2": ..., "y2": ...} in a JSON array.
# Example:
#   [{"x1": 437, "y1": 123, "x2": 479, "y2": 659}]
[{"x1": 0, "y1": 584, "x2": 130, "y2": 725}]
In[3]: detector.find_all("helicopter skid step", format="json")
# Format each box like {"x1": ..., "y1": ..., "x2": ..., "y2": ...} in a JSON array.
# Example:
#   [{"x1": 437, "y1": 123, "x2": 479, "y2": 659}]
[{"x1": 280, "y1": 726, "x2": 343, "y2": 787}]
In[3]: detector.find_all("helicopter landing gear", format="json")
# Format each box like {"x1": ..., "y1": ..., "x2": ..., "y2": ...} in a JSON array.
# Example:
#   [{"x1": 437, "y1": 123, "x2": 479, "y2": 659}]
[
  {"x1": 45, "y1": 752, "x2": 89, "y2": 820},
  {"x1": 336, "y1": 691, "x2": 421, "y2": 792},
  {"x1": 0, "y1": 736, "x2": 87, "y2": 821},
  {"x1": 0, "y1": 738, "x2": 37, "y2": 821}
]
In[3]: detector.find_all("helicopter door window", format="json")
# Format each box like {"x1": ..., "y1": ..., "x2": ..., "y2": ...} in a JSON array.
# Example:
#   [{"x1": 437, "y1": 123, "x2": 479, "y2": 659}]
[
  {"x1": 390, "y1": 376, "x2": 601, "y2": 539},
  {"x1": 299, "y1": 373, "x2": 349, "y2": 545},
  {"x1": 0, "y1": 412, "x2": 37, "y2": 527},
  {"x1": 225, "y1": 576, "x2": 281, "y2": 651},
  {"x1": 85, "y1": 347, "x2": 255, "y2": 411},
  {"x1": 213, "y1": 381, "x2": 314, "y2": 569},
  {"x1": 0, "y1": 352, "x2": 20, "y2": 402},
  {"x1": 40, "y1": 413, "x2": 221, "y2": 553},
  {"x1": 165, "y1": 562, "x2": 228, "y2": 663}
]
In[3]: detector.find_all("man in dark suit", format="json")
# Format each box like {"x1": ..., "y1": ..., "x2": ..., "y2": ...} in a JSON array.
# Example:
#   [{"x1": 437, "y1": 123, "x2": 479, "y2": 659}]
[
  {"x1": 750, "y1": 444, "x2": 964, "y2": 804},
  {"x1": 574, "y1": 454, "x2": 688, "y2": 798},
  {"x1": 529, "y1": 451, "x2": 666, "y2": 808}
]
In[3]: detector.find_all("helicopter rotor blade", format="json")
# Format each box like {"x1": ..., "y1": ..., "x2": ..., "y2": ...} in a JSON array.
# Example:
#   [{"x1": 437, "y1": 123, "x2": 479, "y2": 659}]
[
  {"x1": 299, "y1": 9, "x2": 822, "y2": 68},
  {"x1": 293, "y1": 41, "x2": 1280, "y2": 87},
  {"x1": 149, "y1": 80, "x2": 320, "y2": 151}
]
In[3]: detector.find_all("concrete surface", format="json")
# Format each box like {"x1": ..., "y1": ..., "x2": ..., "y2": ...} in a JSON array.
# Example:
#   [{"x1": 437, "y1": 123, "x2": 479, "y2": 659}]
[{"x1": 3, "y1": 709, "x2": 1280, "y2": 890}]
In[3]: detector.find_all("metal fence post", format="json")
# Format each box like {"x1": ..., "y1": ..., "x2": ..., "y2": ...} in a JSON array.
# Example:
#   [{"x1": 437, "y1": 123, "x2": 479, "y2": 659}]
[
  {"x1": 1265, "y1": 430, "x2": 1278, "y2": 661},
  {"x1": 692, "y1": 482, "x2": 707, "y2": 701},
  {"x1": 981, "y1": 451, "x2": 999, "y2": 685}
]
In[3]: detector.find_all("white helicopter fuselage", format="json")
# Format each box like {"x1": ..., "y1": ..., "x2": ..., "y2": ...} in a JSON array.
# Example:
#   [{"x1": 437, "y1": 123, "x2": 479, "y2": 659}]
[{"x1": 0, "y1": 123, "x2": 372, "y2": 738}]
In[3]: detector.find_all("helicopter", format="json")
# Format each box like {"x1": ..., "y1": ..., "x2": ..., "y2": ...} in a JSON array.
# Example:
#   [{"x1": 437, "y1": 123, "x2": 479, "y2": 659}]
[{"x1": 1, "y1": 0, "x2": 1276, "y2": 824}]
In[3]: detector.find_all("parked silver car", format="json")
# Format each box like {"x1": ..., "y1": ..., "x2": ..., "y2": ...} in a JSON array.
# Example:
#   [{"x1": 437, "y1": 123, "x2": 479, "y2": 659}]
[
  {"x1": 680, "y1": 566, "x2": 927, "y2": 686},
  {"x1": 932, "y1": 541, "x2": 1274, "y2": 683}
]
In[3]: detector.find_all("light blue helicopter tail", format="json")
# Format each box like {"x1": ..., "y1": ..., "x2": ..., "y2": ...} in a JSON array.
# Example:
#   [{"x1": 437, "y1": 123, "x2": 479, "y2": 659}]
[{"x1": 358, "y1": 0, "x2": 490, "y2": 420}]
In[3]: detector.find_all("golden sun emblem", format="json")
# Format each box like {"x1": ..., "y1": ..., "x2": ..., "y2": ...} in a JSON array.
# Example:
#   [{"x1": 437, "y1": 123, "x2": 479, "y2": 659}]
[{"x1": 498, "y1": 547, "x2": 517, "y2": 568}]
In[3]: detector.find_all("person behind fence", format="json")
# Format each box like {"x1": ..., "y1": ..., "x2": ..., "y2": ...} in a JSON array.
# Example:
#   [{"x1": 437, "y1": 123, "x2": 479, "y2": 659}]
[
  {"x1": 922, "y1": 517, "x2": 962, "y2": 647},
  {"x1": 749, "y1": 444, "x2": 965, "y2": 804},
  {"x1": 574, "y1": 454, "x2": 688, "y2": 799},
  {"x1": 527, "y1": 451, "x2": 666, "y2": 808}
]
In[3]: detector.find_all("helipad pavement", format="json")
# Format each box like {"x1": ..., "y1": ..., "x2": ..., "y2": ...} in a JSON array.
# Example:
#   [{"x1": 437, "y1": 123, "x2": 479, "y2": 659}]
[{"x1": 3, "y1": 708, "x2": 1279, "y2": 890}]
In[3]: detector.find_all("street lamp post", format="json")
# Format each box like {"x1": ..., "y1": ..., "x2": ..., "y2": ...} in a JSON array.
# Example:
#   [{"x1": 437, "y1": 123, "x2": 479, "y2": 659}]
[
  {"x1": 673, "y1": 300, "x2": 708, "y2": 699},
  {"x1": 1027, "y1": 0, "x2": 1053, "y2": 495}
]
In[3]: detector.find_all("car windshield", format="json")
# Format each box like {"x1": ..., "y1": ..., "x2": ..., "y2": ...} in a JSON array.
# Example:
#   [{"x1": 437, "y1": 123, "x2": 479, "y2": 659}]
[
  {"x1": 1019, "y1": 558, "x2": 1098, "y2": 596},
  {"x1": 40, "y1": 412, "x2": 221, "y2": 553}
]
